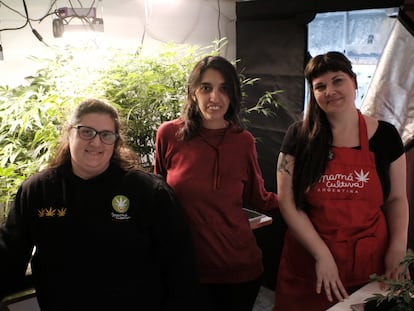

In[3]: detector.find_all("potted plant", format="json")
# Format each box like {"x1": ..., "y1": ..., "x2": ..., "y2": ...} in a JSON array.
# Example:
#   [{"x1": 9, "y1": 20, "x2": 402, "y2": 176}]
[{"x1": 364, "y1": 248, "x2": 414, "y2": 310}]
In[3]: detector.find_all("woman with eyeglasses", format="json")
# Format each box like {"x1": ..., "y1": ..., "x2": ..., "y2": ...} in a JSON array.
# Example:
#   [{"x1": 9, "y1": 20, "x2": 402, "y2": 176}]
[{"x1": 0, "y1": 98, "x2": 199, "y2": 310}]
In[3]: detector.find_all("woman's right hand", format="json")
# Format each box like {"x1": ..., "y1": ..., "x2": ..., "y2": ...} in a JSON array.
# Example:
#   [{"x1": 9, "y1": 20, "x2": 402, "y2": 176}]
[{"x1": 315, "y1": 253, "x2": 349, "y2": 303}]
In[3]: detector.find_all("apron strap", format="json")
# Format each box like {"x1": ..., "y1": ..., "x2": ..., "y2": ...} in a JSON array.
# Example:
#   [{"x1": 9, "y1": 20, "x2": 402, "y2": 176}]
[{"x1": 357, "y1": 109, "x2": 369, "y2": 151}]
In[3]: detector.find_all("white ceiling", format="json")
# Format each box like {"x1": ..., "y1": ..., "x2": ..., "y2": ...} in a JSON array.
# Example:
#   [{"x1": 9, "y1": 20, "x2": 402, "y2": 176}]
[{"x1": 0, "y1": 0, "x2": 237, "y2": 86}]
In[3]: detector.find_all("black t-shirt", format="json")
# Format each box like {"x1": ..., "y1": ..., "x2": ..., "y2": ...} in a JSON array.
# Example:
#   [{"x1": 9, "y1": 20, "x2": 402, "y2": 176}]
[{"x1": 281, "y1": 120, "x2": 404, "y2": 199}]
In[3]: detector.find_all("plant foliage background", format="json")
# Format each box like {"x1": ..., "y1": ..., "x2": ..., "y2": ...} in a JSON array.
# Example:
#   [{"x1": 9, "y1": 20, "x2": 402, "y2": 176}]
[
  {"x1": 0, "y1": 40, "x2": 281, "y2": 221},
  {"x1": 366, "y1": 248, "x2": 414, "y2": 310}
]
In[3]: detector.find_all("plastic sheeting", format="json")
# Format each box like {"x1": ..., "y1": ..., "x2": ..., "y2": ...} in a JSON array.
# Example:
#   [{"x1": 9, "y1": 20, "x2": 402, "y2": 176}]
[
  {"x1": 361, "y1": 7, "x2": 414, "y2": 255},
  {"x1": 360, "y1": 11, "x2": 414, "y2": 144}
]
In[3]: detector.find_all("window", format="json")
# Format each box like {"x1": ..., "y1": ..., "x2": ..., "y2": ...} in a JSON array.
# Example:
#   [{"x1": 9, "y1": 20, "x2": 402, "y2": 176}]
[{"x1": 307, "y1": 8, "x2": 398, "y2": 108}]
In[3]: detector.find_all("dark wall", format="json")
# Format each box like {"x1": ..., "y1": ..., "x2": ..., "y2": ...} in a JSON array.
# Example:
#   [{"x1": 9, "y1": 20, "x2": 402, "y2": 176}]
[
  {"x1": 236, "y1": 14, "x2": 310, "y2": 290},
  {"x1": 406, "y1": 140, "x2": 414, "y2": 252},
  {"x1": 236, "y1": 17, "x2": 308, "y2": 193},
  {"x1": 236, "y1": 0, "x2": 403, "y2": 20}
]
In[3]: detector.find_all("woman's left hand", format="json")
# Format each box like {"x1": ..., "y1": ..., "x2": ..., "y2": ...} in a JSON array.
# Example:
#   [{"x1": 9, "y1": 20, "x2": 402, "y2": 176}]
[{"x1": 383, "y1": 248, "x2": 410, "y2": 287}]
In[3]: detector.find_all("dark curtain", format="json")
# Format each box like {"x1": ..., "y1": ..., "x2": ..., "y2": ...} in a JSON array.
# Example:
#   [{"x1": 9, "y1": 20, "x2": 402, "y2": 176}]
[
  {"x1": 236, "y1": 16, "x2": 309, "y2": 289},
  {"x1": 405, "y1": 139, "x2": 414, "y2": 252}
]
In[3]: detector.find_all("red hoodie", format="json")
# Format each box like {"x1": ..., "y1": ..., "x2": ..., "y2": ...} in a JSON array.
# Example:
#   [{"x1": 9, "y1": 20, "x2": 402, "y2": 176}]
[{"x1": 155, "y1": 118, "x2": 278, "y2": 283}]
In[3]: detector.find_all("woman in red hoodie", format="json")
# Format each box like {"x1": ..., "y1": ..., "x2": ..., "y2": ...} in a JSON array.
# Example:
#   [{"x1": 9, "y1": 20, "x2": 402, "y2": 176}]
[{"x1": 154, "y1": 55, "x2": 278, "y2": 311}]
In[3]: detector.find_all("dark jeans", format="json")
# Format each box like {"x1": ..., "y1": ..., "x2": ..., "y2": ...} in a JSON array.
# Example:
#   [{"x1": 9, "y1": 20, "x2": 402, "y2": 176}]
[{"x1": 198, "y1": 276, "x2": 262, "y2": 311}]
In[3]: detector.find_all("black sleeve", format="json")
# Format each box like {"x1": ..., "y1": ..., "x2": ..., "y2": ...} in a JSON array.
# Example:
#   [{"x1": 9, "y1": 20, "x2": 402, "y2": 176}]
[
  {"x1": 280, "y1": 121, "x2": 302, "y2": 155},
  {"x1": 369, "y1": 120, "x2": 405, "y2": 200},
  {"x1": 151, "y1": 180, "x2": 200, "y2": 310},
  {"x1": 370, "y1": 120, "x2": 404, "y2": 164},
  {"x1": 0, "y1": 185, "x2": 34, "y2": 299}
]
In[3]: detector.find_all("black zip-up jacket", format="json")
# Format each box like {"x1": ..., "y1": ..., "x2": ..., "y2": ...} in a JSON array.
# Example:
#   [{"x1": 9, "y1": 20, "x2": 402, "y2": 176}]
[{"x1": 0, "y1": 163, "x2": 199, "y2": 310}]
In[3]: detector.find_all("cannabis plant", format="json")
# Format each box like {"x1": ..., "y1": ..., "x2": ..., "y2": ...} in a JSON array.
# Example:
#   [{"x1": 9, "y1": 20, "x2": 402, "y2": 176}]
[{"x1": 365, "y1": 248, "x2": 414, "y2": 310}]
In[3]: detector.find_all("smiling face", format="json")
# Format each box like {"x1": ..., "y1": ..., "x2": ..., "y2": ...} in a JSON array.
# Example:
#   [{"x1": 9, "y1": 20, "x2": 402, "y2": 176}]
[
  {"x1": 69, "y1": 113, "x2": 116, "y2": 179},
  {"x1": 311, "y1": 70, "x2": 357, "y2": 114},
  {"x1": 194, "y1": 68, "x2": 230, "y2": 129}
]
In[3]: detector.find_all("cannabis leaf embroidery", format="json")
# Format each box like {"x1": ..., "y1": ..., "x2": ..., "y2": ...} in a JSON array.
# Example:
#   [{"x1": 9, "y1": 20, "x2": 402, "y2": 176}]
[
  {"x1": 45, "y1": 208, "x2": 56, "y2": 217},
  {"x1": 113, "y1": 196, "x2": 129, "y2": 213},
  {"x1": 38, "y1": 209, "x2": 46, "y2": 218},
  {"x1": 354, "y1": 169, "x2": 370, "y2": 183},
  {"x1": 57, "y1": 208, "x2": 67, "y2": 217}
]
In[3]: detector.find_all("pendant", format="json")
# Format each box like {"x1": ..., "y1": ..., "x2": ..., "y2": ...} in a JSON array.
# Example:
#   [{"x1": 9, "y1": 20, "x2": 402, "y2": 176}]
[{"x1": 328, "y1": 149, "x2": 335, "y2": 160}]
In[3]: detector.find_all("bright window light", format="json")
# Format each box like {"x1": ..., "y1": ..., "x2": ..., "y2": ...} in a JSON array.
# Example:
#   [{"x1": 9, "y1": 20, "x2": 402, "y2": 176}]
[{"x1": 148, "y1": 0, "x2": 182, "y2": 5}]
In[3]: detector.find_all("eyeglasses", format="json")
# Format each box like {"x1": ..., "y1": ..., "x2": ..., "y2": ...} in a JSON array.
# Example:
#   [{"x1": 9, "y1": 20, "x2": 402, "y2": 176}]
[{"x1": 73, "y1": 125, "x2": 119, "y2": 145}]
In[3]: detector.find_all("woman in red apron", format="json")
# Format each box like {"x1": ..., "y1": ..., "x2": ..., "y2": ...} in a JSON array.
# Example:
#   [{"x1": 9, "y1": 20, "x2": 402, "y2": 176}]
[{"x1": 274, "y1": 51, "x2": 409, "y2": 310}]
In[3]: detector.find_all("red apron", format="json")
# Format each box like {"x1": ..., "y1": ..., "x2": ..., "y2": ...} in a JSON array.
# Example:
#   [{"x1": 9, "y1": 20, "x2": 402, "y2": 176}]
[{"x1": 274, "y1": 111, "x2": 388, "y2": 311}]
